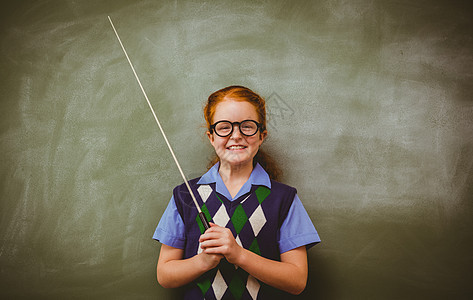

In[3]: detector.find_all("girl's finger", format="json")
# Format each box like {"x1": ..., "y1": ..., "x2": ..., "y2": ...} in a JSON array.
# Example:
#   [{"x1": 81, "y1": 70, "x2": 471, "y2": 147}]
[
  {"x1": 200, "y1": 231, "x2": 223, "y2": 242},
  {"x1": 200, "y1": 239, "x2": 222, "y2": 249},
  {"x1": 203, "y1": 246, "x2": 226, "y2": 255},
  {"x1": 206, "y1": 224, "x2": 225, "y2": 233},
  {"x1": 200, "y1": 228, "x2": 227, "y2": 241}
]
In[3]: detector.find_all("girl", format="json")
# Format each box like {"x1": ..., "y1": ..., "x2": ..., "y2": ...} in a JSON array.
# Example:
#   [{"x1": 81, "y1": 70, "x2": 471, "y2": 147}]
[{"x1": 153, "y1": 86, "x2": 320, "y2": 299}]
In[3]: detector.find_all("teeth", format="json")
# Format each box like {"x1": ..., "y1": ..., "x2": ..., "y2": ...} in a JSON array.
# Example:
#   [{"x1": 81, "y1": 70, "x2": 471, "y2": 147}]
[{"x1": 228, "y1": 146, "x2": 245, "y2": 150}]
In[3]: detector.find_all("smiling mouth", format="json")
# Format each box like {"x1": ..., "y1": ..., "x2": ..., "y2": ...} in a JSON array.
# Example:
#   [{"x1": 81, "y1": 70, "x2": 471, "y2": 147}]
[{"x1": 227, "y1": 145, "x2": 246, "y2": 150}]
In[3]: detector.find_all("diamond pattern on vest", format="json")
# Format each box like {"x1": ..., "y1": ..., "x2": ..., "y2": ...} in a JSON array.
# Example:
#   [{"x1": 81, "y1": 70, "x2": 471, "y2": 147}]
[
  {"x1": 248, "y1": 205, "x2": 266, "y2": 237},
  {"x1": 213, "y1": 204, "x2": 230, "y2": 227},
  {"x1": 213, "y1": 270, "x2": 227, "y2": 300},
  {"x1": 198, "y1": 185, "x2": 213, "y2": 203},
  {"x1": 194, "y1": 184, "x2": 271, "y2": 300},
  {"x1": 246, "y1": 275, "x2": 260, "y2": 299}
]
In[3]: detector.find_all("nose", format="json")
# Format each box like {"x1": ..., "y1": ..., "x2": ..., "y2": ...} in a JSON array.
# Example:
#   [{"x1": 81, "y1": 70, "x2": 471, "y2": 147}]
[{"x1": 230, "y1": 124, "x2": 243, "y2": 139}]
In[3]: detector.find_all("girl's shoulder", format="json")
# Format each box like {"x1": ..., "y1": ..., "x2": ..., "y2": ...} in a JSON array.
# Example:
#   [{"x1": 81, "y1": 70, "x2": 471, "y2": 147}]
[
  {"x1": 269, "y1": 179, "x2": 298, "y2": 195},
  {"x1": 173, "y1": 176, "x2": 202, "y2": 188}
]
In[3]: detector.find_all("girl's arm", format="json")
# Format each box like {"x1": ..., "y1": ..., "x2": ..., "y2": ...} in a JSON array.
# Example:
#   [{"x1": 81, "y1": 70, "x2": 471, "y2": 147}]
[
  {"x1": 157, "y1": 244, "x2": 223, "y2": 288},
  {"x1": 199, "y1": 223, "x2": 308, "y2": 295}
]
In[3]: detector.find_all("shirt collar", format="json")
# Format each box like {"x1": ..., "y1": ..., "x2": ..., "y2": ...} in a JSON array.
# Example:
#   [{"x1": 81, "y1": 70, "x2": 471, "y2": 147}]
[{"x1": 197, "y1": 162, "x2": 271, "y2": 200}]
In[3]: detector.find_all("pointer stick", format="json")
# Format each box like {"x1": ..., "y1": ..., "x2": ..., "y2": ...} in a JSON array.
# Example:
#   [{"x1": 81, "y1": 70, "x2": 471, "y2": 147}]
[{"x1": 108, "y1": 16, "x2": 210, "y2": 231}]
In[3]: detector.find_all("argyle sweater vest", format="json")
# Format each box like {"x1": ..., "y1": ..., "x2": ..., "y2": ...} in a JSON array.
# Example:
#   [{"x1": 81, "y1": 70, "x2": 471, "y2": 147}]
[{"x1": 173, "y1": 177, "x2": 297, "y2": 300}]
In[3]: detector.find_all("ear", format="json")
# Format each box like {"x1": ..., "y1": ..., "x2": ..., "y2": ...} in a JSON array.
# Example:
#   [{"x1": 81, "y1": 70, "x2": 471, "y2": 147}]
[
  {"x1": 259, "y1": 129, "x2": 268, "y2": 143},
  {"x1": 206, "y1": 131, "x2": 214, "y2": 145}
]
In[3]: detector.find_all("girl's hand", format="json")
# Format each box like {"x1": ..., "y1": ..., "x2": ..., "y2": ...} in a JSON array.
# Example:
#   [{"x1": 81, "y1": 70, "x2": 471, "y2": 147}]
[
  {"x1": 197, "y1": 251, "x2": 223, "y2": 271},
  {"x1": 199, "y1": 223, "x2": 243, "y2": 265}
]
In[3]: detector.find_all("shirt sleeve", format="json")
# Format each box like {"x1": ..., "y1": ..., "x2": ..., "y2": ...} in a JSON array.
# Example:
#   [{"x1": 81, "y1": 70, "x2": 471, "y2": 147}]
[
  {"x1": 152, "y1": 195, "x2": 186, "y2": 249},
  {"x1": 278, "y1": 194, "x2": 321, "y2": 254}
]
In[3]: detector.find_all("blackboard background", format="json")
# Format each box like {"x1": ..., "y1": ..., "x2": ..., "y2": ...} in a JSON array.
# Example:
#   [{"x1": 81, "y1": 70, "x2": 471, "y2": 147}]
[{"x1": 1, "y1": 0, "x2": 472, "y2": 299}]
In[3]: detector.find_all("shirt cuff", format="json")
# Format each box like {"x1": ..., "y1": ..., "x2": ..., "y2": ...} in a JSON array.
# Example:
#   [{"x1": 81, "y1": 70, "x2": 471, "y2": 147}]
[
  {"x1": 153, "y1": 227, "x2": 186, "y2": 249},
  {"x1": 279, "y1": 232, "x2": 321, "y2": 254}
]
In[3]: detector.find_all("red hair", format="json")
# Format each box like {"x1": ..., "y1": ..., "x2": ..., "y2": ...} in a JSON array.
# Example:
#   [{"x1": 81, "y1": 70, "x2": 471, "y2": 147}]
[{"x1": 204, "y1": 86, "x2": 281, "y2": 181}]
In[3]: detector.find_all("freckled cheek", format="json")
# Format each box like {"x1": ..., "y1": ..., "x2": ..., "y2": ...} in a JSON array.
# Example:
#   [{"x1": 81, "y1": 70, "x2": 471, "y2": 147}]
[{"x1": 211, "y1": 137, "x2": 226, "y2": 150}]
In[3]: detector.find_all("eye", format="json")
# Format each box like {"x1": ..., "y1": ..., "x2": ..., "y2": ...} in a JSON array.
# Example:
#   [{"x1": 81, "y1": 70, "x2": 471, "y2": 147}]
[
  {"x1": 241, "y1": 121, "x2": 256, "y2": 129},
  {"x1": 215, "y1": 121, "x2": 233, "y2": 134},
  {"x1": 217, "y1": 124, "x2": 231, "y2": 131}
]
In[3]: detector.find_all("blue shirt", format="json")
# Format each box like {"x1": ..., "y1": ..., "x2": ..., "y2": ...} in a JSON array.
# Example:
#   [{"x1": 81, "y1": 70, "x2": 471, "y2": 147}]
[{"x1": 153, "y1": 163, "x2": 320, "y2": 253}]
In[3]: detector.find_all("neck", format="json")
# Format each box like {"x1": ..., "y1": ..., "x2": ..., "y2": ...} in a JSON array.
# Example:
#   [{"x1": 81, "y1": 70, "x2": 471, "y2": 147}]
[{"x1": 218, "y1": 161, "x2": 253, "y2": 188}]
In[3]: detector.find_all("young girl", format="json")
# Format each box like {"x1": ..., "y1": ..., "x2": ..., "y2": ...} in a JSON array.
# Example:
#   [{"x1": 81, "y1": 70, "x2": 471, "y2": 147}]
[{"x1": 153, "y1": 86, "x2": 320, "y2": 299}]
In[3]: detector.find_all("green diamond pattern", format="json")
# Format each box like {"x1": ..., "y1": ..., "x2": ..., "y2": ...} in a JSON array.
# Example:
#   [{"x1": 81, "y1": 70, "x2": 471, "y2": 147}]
[
  {"x1": 228, "y1": 273, "x2": 245, "y2": 299},
  {"x1": 197, "y1": 278, "x2": 211, "y2": 295},
  {"x1": 248, "y1": 238, "x2": 261, "y2": 256},
  {"x1": 231, "y1": 204, "x2": 248, "y2": 234},
  {"x1": 255, "y1": 186, "x2": 270, "y2": 204}
]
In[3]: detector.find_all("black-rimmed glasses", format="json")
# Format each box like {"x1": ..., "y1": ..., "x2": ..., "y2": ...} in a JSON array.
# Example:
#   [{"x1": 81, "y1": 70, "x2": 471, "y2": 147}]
[{"x1": 210, "y1": 120, "x2": 262, "y2": 137}]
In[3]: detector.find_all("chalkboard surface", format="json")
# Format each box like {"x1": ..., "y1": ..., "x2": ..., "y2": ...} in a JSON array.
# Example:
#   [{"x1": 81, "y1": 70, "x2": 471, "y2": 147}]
[{"x1": 1, "y1": 0, "x2": 472, "y2": 299}]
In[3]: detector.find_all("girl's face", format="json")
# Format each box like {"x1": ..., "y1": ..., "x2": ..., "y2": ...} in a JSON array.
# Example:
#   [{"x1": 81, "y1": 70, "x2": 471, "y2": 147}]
[{"x1": 207, "y1": 99, "x2": 267, "y2": 169}]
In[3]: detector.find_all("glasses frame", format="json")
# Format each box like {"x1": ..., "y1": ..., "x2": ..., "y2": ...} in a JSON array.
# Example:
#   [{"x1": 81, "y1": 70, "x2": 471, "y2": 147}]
[{"x1": 209, "y1": 120, "x2": 263, "y2": 137}]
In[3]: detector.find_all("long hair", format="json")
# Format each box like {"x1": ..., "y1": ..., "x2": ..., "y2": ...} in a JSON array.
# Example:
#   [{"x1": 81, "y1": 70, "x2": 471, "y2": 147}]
[{"x1": 204, "y1": 85, "x2": 282, "y2": 181}]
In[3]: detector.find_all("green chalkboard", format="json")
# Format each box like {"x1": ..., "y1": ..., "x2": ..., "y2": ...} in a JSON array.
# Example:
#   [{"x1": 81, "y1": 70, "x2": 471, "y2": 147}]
[{"x1": 1, "y1": 0, "x2": 472, "y2": 299}]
